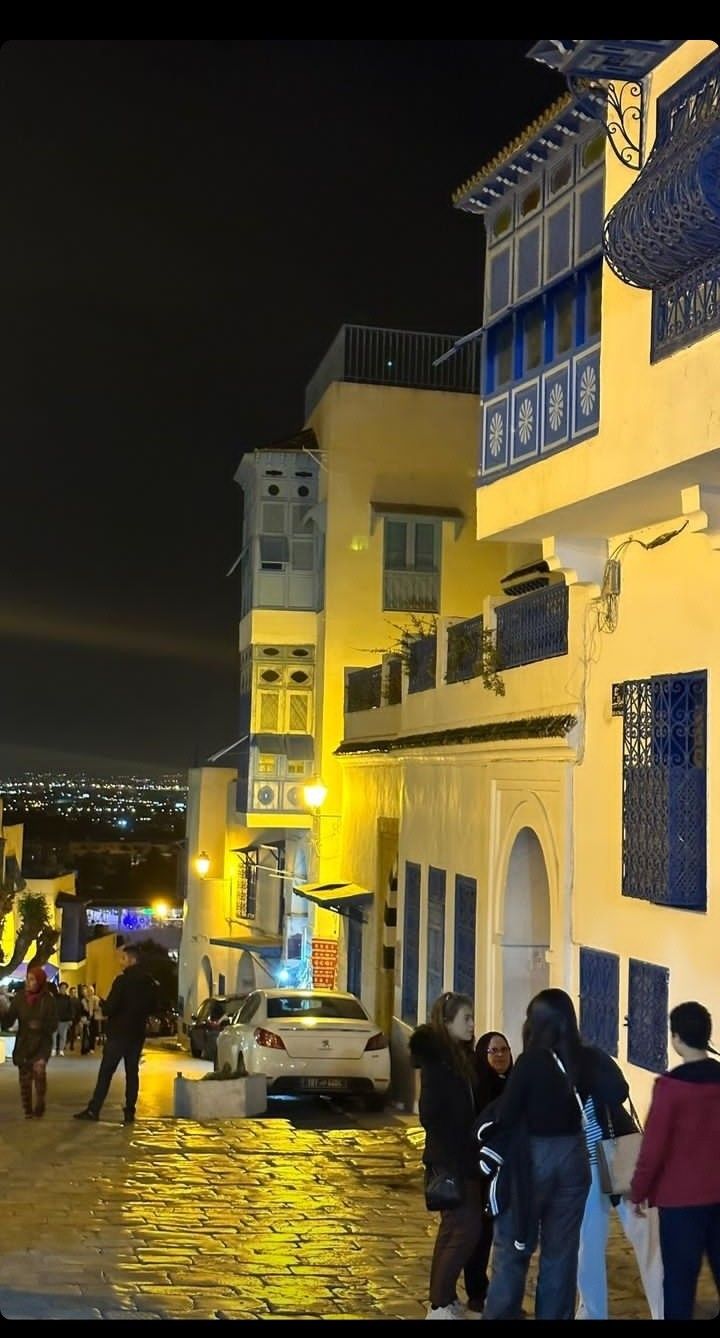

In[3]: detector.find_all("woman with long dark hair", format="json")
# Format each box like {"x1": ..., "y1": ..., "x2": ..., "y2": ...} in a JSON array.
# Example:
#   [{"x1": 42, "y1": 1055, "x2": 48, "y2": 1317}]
[
  {"x1": 482, "y1": 988, "x2": 591, "y2": 1321},
  {"x1": 409, "y1": 991, "x2": 486, "y2": 1320},
  {"x1": 462, "y1": 1031, "x2": 514, "y2": 1314}
]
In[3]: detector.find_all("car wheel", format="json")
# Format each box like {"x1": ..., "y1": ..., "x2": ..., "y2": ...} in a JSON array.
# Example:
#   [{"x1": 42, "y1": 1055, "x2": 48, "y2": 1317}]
[{"x1": 364, "y1": 1092, "x2": 388, "y2": 1112}]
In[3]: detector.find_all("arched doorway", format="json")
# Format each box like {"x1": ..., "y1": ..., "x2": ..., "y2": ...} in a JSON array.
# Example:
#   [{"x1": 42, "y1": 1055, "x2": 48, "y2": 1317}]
[{"x1": 501, "y1": 827, "x2": 550, "y2": 1054}]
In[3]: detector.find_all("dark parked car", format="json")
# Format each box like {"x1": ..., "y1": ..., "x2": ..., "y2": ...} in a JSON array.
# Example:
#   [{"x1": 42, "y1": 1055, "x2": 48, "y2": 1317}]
[{"x1": 188, "y1": 995, "x2": 245, "y2": 1060}]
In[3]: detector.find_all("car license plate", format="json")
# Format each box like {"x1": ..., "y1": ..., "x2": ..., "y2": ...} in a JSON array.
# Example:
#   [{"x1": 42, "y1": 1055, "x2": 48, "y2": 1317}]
[{"x1": 300, "y1": 1078, "x2": 349, "y2": 1091}]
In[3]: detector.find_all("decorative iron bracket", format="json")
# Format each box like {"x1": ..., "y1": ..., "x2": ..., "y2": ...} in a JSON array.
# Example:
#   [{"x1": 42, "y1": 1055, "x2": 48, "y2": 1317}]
[{"x1": 568, "y1": 75, "x2": 643, "y2": 170}]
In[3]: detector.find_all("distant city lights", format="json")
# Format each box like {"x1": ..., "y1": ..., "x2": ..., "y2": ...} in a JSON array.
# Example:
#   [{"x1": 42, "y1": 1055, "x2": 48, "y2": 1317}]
[{"x1": 0, "y1": 770, "x2": 187, "y2": 828}]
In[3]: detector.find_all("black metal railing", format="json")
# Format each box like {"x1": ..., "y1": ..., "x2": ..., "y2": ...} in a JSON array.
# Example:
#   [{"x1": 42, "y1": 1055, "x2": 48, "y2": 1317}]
[
  {"x1": 305, "y1": 324, "x2": 479, "y2": 418},
  {"x1": 496, "y1": 585, "x2": 569, "y2": 670}
]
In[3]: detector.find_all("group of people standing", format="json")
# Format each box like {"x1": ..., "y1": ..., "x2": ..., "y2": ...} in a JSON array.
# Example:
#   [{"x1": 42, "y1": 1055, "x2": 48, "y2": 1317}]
[
  {"x1": 0, "y1": 944, "x2": 160, "y2": 1125},
  {"x1": 411, "y1": 987, "x2": 720, "y2": 1322}
]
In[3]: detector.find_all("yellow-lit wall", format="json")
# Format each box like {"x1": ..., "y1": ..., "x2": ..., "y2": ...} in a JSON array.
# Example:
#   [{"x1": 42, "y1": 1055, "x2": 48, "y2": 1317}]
[
  {"x1": 308, "y1": 381, "x2": 536, "y2": 884},
  {"x1": 476, "y1": 39, "x2": 720, "y2": 544}
]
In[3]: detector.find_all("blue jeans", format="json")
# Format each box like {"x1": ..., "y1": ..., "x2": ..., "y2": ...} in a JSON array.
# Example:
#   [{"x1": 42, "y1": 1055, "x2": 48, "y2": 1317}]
[
  {"x1": 483, "y1": 1133, "x2": 590, "y2": 1321},
  {"x1": 577, "y1": 1161, "x2": 664, "y2": 1319},
  {"x1": 659, "y1": 1203, "x2": 720, "y2": 1321},
  {"x1": 87, "y1": 1035, "x2": 144, "y2": 1117}
]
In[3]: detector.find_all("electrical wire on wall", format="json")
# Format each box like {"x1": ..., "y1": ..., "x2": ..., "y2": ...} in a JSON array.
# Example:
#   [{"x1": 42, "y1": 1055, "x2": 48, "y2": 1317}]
[
  {"x1": 565, "y1": 518, "x2": 689, "y2": 764},
  {"x1": 593, "y1": 519, "x2": 689, "y2": 636}
]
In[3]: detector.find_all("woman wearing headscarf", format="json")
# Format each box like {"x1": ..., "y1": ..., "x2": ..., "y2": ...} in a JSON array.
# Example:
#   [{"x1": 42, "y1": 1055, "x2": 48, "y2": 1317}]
[
  {"x1": 462, "y1": 1031, "x2": 514, "y2": 1315},
  {"x1": 409, "y1": 990, "x2": 485, "y2": 1320},
  {"x1": 2, "y1": 966, "x2": 58, "y2": 1117}
]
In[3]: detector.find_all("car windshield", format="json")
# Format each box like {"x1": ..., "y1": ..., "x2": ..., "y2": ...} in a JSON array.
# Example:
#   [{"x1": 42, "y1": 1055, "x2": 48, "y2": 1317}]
[{"x1": 266, "y1": 995, "x2": 368, "y2": 1020}]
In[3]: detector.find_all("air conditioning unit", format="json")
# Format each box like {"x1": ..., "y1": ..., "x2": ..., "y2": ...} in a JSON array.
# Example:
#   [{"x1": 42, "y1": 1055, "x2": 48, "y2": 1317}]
[
  {"x1": 500, "y1": 560, "x2": 564, "y2": 598},
  {"x1": 251, "y1": 781, "x2": 280, "y2": 811},
  {"x1": 281, "y1": 783, "x2": 306, "y2": 812}
]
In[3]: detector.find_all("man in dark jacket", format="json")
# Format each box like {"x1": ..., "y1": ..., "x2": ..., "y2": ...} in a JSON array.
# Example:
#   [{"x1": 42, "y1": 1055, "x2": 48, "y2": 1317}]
[{"x1": 74, "y1": 944, "x2": 159, "y2": 1125}]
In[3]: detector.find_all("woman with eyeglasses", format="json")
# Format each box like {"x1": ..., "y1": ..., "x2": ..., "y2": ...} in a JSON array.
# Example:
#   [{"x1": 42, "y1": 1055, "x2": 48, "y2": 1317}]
[
  {"x1": 462, "y1": 1032, "x2": 515, "y2": 1315},
  {"x1": 409, "y1": 991, "x2": 486, "y2": 1320}
]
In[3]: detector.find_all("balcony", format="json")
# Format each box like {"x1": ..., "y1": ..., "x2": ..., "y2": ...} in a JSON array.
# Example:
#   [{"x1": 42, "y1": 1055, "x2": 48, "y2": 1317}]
[
  {"x1": 305, "y1": 324, "x2": 479, "y2": 419},
  {"x1": 339, "y1": 591, "x2": 577, "y2": 754}
]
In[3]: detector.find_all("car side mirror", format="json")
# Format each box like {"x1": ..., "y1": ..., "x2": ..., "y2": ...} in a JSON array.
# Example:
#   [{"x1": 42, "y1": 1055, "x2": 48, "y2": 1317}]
[
  {"x1": 190, "y1": 1013, "x2": 198, "y2": 1023},
  {"x1": 218, "y1": 1016, "x2": 231, "y2": 1030}
]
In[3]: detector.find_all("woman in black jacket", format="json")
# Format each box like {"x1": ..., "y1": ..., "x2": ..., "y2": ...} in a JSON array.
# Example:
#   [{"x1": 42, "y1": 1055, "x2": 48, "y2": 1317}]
[
  {"x1": 462, "y1": 1031, "x2": 514, "y2": 1314},
  {"x1": 482, "y1": 988, "x2": 591, "y2": 1321},
  {"x1": 409, "y1": 990, "x2": 485, "y2": 1320}
]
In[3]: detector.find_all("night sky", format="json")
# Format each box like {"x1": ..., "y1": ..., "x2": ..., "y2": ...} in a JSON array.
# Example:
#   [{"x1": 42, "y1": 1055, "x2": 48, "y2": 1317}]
[{"x1": 0, "y1": 40, "x2": 560, "y2": 776}]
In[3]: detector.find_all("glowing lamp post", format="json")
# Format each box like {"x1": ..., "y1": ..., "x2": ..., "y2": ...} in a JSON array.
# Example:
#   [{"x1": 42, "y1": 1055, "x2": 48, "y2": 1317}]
[{"x1": 195, "y1": 850, "x2": 210, "y2": 878}]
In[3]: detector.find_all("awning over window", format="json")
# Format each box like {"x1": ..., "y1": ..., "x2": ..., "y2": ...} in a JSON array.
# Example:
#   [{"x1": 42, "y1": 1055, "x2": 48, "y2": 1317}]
[
  {"x1": 251, "y1": 733, "x2": 314, "y2": 760},
  {"x1": 370, "y1": 501, "x2": 464, "y2": 520},
  {"x1": 251, "y1": 734, "x2": 286, "y2": 754},
  {"x1": 293, "y1": 881, "x2": 374, "y2": 921},
  {"x1": 285, "y1": 734, "x2": 314, "y2": 761},
  {"x1": 209, "y1": 926, "x2": 282, "y2": 957}
]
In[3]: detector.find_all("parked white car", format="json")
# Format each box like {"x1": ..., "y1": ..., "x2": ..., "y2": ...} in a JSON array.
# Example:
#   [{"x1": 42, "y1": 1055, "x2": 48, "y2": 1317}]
[{"x1": 214, "y1": 988, "x2": 391, "y2": 1109}]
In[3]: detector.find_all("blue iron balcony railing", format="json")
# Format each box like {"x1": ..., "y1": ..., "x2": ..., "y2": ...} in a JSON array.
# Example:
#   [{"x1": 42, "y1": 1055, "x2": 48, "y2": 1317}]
[
  {"x1": 305, "y1": 324, "x2": 480, "y2": 419},
  {"x1": 446, "y1": 614, "x2": 485, "y2": 684},
  {"x1": 496, "y1": 584, "x2": 569, "y2": 670},
  {"x1": 346, "y1": 665, "x2": 383, "y2": 713},
  {"x1": 408, "y1": 634, "x2": 437, "y2": 695}
]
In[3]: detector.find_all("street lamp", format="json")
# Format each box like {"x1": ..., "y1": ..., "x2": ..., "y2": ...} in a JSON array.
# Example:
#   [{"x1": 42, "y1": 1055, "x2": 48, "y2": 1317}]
[
  {"x1": 303, "y1": 778, "x2": 328, "y2": 812},
  {"x1": 195, "y1": 851, "x2": 210, "y2": 878}
]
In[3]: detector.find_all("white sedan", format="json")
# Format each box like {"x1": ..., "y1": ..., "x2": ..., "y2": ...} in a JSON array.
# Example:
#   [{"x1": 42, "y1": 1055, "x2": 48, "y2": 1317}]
[{"x1": 214, "y1": 988, "x2": 391, "y2": 1109}]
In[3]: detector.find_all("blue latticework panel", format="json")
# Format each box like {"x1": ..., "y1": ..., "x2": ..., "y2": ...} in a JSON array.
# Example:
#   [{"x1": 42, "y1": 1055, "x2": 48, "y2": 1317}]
[
  {"x1": 497, "y1": 583, "x2": 569, "y2": 669},
  {"x1": 622, "y1": 672, "x2": 707, "y2": 909},
  {"x1": 628, "y1": 958, "x2": 669, "y2": 1073},
  {"x1": 454, "y1": 875, "x2": 477, "y2": 1000},
  {"x1": 401, "y1": 862, "x2": 421, "y2": 1026},
  {"x1": 426, "y1": 867, "x2": 446, "y2": 1018},
  {"x1": 447, "y1": 615, "x2": 484, "y2": 684},
  {"x1": 602, "y1": 47, "x2": 720, "y2": 361},
  {"x1": 408, "y1": 635, "x2": 437, "y2": 695},
  {"x1": 579, "y1": 947, "x2": 619, "y2": 1056},
  {"x1": 346, "y1": 914, "x2": 362, "y2": 1000}
]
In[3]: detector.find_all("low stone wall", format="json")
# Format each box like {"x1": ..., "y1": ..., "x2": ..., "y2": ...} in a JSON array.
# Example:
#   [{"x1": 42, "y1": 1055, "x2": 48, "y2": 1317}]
[{"x1": 173, "y1": 1072, "x2": 267, "y2": 1120}]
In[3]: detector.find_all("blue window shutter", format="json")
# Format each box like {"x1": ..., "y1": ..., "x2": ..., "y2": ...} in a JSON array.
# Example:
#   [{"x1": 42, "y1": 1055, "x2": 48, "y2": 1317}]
[
  {"x1": 454, "y1": 875, "x2": 477, "y2": 999},
  {"x1": 577, "y1": 177, "x2": 604, "y2": 261},
  {"x1": 628, "y1": 958, "x2": 669, "y2": 1073},
  {"x1": 623, "y1": 671, "x2": 707, "y2": 909},
  {"x1": 516, "y1": 224, "x2": 542, "y2": 300},
  {"x1": 426, "y1": 867, "x2": 446, "y2": 1017},
  {"x1": 401, "y1": 862, "x2": 421, "y2": 1026},
  {"x1": 579, "y1": 947, "x2": 619, "y2": 1055},
  {"x1": 545, "y1": 200, "x2": 573, "y2": 282},
  {"x1": 488, "y1": 246, "x2": 512, "y2": 317}
]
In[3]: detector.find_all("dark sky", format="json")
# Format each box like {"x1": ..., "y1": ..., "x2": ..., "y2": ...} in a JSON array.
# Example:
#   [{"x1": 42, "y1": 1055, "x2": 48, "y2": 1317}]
[{"x1": 0, "y1": 40, "x2": 560, "y2": 776}]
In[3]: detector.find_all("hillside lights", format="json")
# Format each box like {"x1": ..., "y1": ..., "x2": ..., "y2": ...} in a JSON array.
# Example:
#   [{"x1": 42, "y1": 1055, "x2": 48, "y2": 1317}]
[{"x1": 195, "y1": 851, "x2": 211, "y2": 878}]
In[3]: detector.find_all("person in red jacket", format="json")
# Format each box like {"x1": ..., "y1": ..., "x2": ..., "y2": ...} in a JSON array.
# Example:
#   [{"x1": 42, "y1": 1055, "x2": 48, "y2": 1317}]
[{"x1": 630, "y1": 1000, "x2": 720, "y2": 1321}]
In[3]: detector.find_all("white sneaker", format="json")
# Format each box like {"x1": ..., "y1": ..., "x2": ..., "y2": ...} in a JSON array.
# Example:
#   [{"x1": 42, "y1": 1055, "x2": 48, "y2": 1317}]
[
  {"x1": 426, "y1": 1304, "x2": 463, "y2": 1320},
  {"x1": 58, "y1": 1050, "x2": 64, "y2": 1056}
]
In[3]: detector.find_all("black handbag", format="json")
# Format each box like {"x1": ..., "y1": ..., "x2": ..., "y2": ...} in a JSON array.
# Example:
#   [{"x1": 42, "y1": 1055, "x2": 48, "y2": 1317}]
[{"x1": 424, "y1": 1166, "x2": 463, "y2": 1211}]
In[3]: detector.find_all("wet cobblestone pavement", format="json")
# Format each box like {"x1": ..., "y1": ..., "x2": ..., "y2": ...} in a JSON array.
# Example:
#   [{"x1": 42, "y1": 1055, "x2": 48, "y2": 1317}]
[{"x1": 0, "y1": 1051, "x2": 717, "y2": 1319}]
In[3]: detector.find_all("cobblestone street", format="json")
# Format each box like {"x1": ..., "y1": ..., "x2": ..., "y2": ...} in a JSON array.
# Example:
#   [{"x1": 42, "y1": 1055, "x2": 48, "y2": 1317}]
[{"x1": 0, "y1": 1049, "x2": 717, "y2": 1320}]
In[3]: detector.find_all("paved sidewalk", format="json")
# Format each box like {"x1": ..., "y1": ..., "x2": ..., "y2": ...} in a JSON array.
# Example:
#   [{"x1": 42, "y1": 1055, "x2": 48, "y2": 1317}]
[{"x1": 0, "y1": 1050, "x2": 716, "y2": 1319}]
